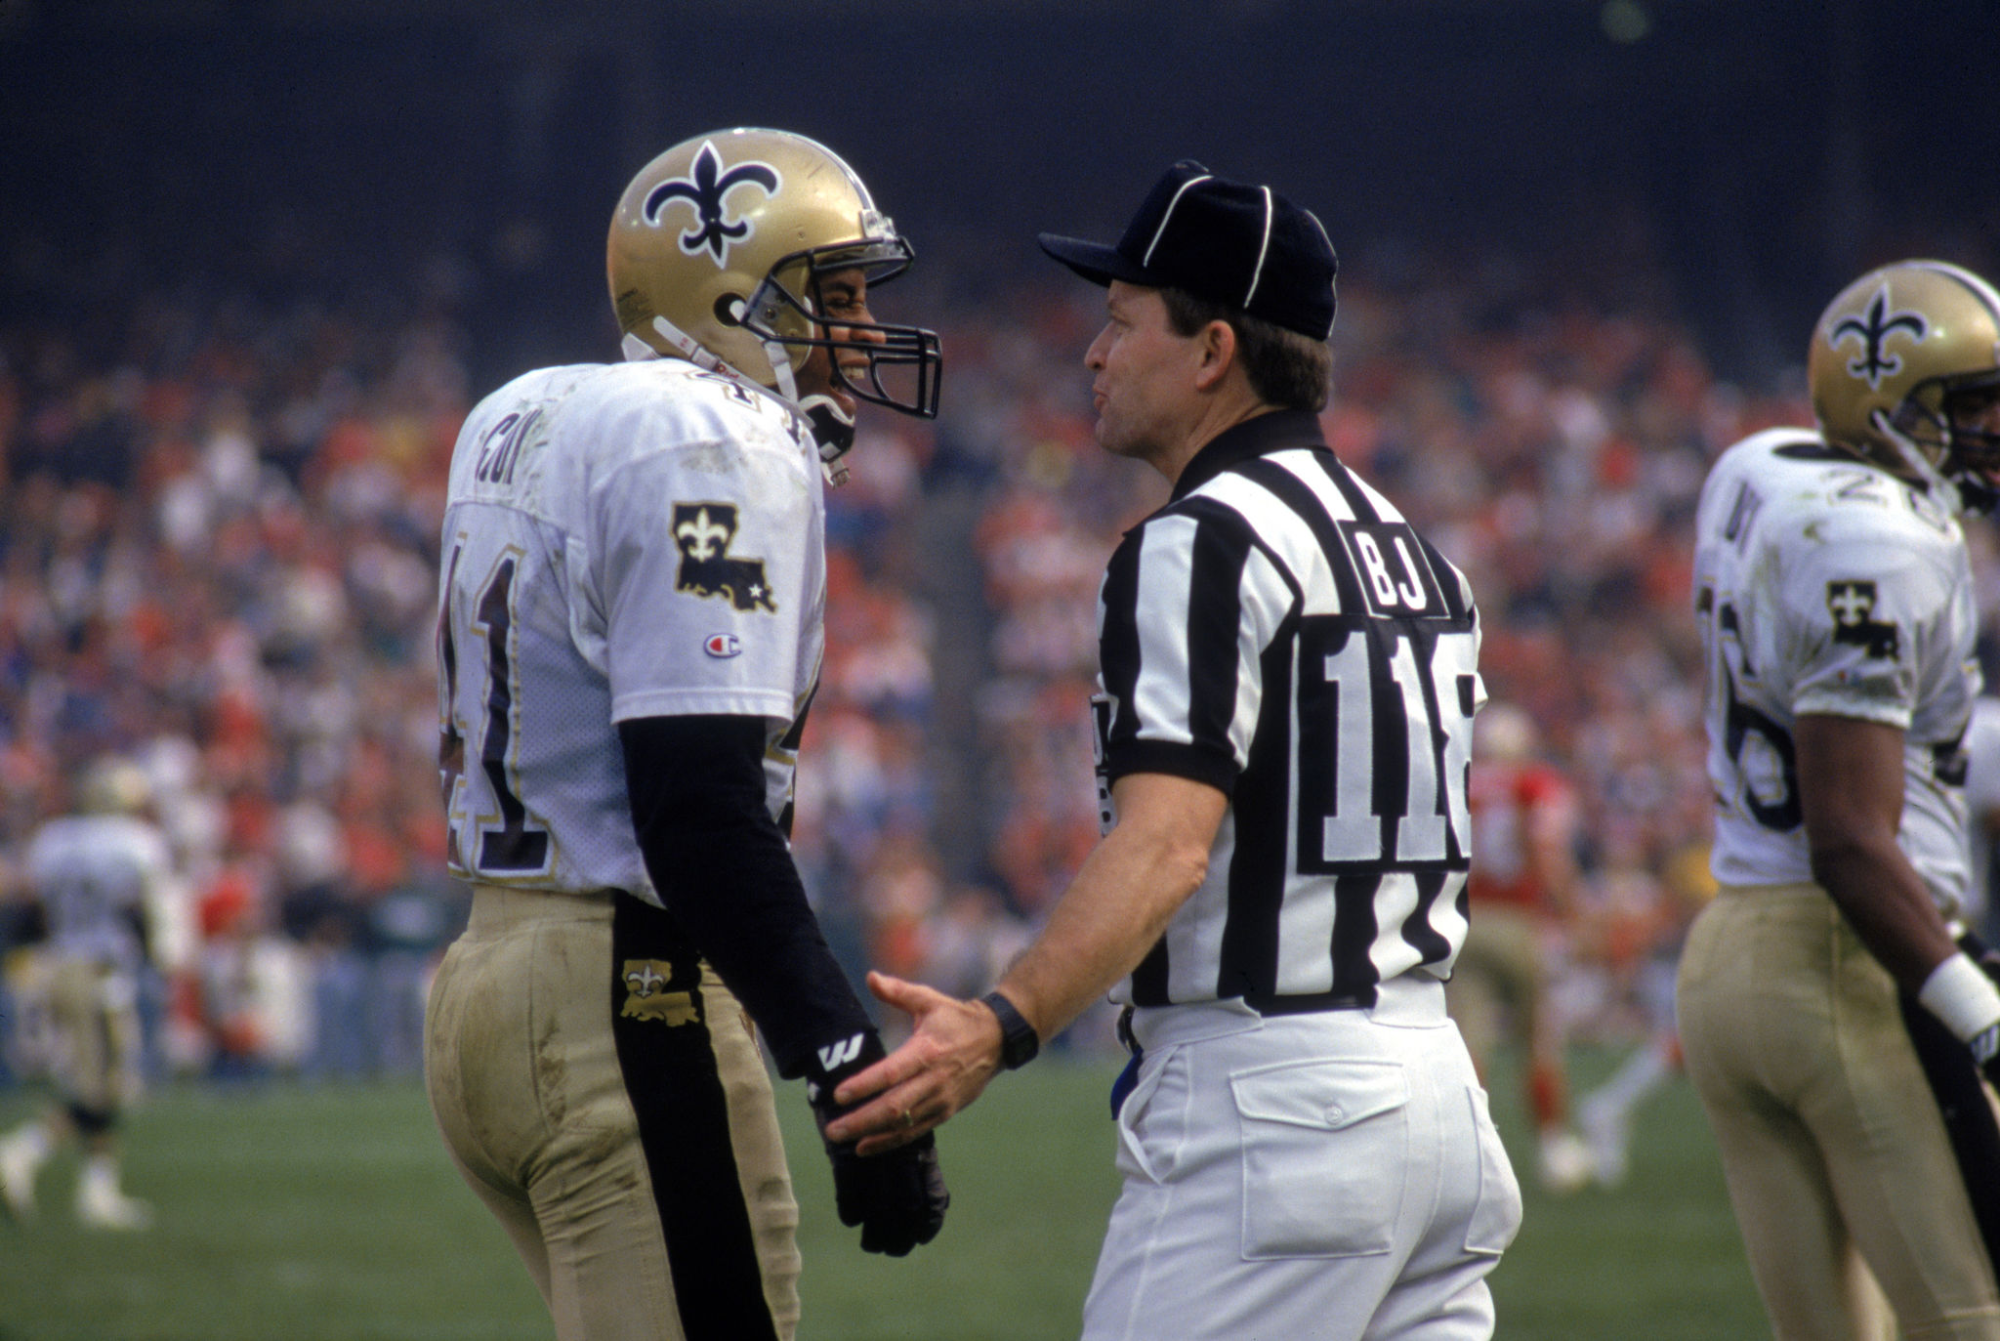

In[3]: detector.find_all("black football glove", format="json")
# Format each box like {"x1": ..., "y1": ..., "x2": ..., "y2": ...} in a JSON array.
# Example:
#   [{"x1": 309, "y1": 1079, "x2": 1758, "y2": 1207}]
[{"x1": 803, "y1": 1029, "x2": 949, "y2": 1256}]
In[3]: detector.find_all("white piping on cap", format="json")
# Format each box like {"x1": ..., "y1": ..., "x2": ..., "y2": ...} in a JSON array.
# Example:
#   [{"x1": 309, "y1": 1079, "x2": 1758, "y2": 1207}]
[
  {"x1": 1142, "y1": 174, "x2": 1214, "y2": 267},
  {"x1": 1242, "y1": 187, "x2": 1273, "y2": 309},
  {"x1": 1305, "y1": 209, "x2": 1337, "y2": 337}
]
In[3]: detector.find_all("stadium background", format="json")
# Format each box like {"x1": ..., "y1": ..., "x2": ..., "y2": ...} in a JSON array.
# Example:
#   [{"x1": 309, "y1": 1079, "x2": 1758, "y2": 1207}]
[{"x1": 3, "y1": 1, "x2": 2000, "y2": 1336}]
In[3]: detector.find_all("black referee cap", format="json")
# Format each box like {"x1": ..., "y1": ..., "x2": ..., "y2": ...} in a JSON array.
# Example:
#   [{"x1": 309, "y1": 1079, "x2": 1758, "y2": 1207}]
[{"x1": 1038, "y1": 160, "x2": 1338, "y2": 341}]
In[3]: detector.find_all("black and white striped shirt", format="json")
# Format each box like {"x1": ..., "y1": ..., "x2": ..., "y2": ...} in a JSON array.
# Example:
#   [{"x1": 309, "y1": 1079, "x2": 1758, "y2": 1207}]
[{"x1": 1094, "y1": 409, "x2": 1483, "y2": 1010}]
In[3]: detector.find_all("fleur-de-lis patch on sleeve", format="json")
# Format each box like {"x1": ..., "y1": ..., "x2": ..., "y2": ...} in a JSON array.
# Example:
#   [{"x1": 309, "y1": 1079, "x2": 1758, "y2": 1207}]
[
  {"x1": 1827, "y1": 580, "x2": 1900, "y2": 659},
  {"x1": 672, "y1": 502, "x2": 777, "y2": 612},
  {"x1": 621, "y1": 959, "x2": 699, "y2": 1026}
]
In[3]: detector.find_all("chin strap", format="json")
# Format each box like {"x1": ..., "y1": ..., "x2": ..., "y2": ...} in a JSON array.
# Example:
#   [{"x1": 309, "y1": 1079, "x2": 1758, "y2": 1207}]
[
  {"x1": 1871, "y1": 408, "x2": 1968, "y2": 515},
  {"x1": 625, "y1": 315, "x2": 732, "y2": 376},
  {"x1": 760, "y1": 336, "x2": 802, "y2": 406},
  {"x1": 624, "y1": 317, "x2": 851, "y2": 486},
  {"x1": 801, "y1": 395, "x2": 857, "y2": 488}
]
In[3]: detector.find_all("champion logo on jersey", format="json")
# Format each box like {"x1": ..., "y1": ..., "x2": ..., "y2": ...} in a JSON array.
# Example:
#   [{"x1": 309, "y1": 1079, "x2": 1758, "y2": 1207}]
[
  {"x1": 643, "y1": 140, "x2": 781, "y2": 266},
  {"x1": 672, "y1": 502, "x2": 778, "y2": 613},
  {"x1": 704, "y1": 633, "x2": 742, "y2": 658}
]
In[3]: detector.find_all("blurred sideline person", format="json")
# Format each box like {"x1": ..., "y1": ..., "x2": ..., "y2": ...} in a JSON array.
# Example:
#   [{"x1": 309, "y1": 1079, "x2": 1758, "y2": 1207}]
[
  {"x1": 828, "y1": 161, "x2": 1522, "y2": 1341},
  {"x1": 0, "y1": 758, "x2": 179, "y2": 1230},
  {"x1": 1576, "y1": 838, "x2": 1712, "y2": 1189},
  {"x1": 1681, "y1": 259, "x2": 2000, "y2": 1339},
  {"x1": 1446, "y1": 700, "x2": 1592, "y2": 1192},
  {"x1": 423, "y1": 128, "x2": 947, "y2": 1341}
]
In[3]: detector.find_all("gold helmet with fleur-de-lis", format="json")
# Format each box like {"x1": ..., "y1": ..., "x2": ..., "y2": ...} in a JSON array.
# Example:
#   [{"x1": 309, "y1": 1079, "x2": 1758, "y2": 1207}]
[
  {"x1": 606, "y1": 128, "x2": 939, "y2": 420},
  {"x1": 1809, "y1": 259, "x2": 2000, "y2": 508}
]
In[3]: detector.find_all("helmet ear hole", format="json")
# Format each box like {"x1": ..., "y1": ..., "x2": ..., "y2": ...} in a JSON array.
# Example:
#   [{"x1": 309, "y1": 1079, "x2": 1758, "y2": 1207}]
[{"x1": 713, "y1": 293, "x2": 746, "y2": 327}]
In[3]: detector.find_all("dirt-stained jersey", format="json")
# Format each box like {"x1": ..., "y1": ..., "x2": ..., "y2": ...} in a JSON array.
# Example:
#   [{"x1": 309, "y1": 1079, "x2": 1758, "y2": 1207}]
[
  {"x1": 437, "y1": 357, "x2": 826, "y2": 902},
  {"x1": 1694, "y1": 427, "x2": 1979, "y2": 916},
  {"x1": 29, "y1": 813, "x2": 173, "y2": 973}
]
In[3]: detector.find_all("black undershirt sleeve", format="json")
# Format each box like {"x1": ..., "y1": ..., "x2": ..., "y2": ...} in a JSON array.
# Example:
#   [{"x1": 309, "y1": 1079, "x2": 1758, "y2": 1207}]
[{"x1": 618, "y1": 713, "x2": 872, "y2": 1079}]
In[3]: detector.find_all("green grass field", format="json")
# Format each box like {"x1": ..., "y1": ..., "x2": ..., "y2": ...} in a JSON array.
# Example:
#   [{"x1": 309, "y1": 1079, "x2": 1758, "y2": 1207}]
[{"x1": 0, "y1": 1049, "x2": 1764, "y2": 1340}]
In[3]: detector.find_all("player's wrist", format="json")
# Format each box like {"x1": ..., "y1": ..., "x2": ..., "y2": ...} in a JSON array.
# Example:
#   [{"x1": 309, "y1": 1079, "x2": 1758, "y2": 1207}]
[
  {"x1": 978, "y1": 989, "x2": 1040, "y2": 1071},
  {"x1": 1918, "y1": 951, "x2": 2000, "y2": 1060}
]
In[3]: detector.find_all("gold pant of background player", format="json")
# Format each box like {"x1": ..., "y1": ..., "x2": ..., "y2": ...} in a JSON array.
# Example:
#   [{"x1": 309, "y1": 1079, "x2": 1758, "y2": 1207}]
[
  {"x1": 49, "y1": 958, "x2": 142, "y2": 1119},
  {"x1": 1678, "y1": 883, "x2": 2000, "y2": 1341},
  {"x1": 425, "y1": 886, "x2": 801, "y2": 1341},
  {"x1": 1443, "y1": 905, "x2": 1546, "y2": 1075}
]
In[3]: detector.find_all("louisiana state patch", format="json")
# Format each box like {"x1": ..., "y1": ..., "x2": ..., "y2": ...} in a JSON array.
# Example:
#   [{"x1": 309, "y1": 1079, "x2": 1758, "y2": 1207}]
[
  {"x1": 620, "y1": 959, "x2": 699, "y2": 1026},
  {"x1": 672, "y1": 502, "x2": 777, "y2": 612}
]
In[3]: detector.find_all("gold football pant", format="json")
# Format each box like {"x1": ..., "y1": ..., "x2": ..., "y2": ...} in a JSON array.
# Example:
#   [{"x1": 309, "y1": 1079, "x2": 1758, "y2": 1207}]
[
  {"x1": 1678, "y1": 883, "x2": 2000, "y2": 1341},
  {"x1": 424, "y1": 886, "x2": 800, "y2": 1341},
  {"x1": 49, "y1": 957, "x2": 141, "y2": 1121},
  {"x1": 1444, "y1": 904, "x2": 1549, "y2": 1071}
]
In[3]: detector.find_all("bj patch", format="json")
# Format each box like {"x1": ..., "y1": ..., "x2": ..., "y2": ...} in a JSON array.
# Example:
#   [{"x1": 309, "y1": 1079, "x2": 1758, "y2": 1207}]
[{"x1": 621, "y1": 959, "x2": 699, "y2": 1026}]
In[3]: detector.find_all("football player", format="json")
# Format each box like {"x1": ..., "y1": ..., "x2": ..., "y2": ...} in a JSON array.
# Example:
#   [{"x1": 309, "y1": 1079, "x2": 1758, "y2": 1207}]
[
  {"x1": 1680, "y1": 260, "x2": 2000, "y2": 1338},
  {"x1": 0, "y1": 758, "x2": 178, "y2": 1230},
  {"x1": 1445, "y1": 702, "x2": 1593, "y2": 1193},
  {"x1": 422, "y1": 128, "x2": 946, "y2": 1341}
]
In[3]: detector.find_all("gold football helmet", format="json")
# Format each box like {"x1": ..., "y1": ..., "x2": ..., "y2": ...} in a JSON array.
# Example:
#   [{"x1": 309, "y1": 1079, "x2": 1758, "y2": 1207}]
[
  {"x1": 607, "y1": 128, "x2": 940, "y2": 425},
  {"x1": 78, "y1": 758, "x2": 151, "y2": 816},
  {"x1": 1809, "y1": 259, "x2": 2000, "y2": 510}
]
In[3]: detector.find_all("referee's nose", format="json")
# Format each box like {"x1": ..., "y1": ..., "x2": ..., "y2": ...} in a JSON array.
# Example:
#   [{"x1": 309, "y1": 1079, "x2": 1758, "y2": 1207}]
[{"x1": 1085, "y1": 322, "x2": 1112, "y2": 371}]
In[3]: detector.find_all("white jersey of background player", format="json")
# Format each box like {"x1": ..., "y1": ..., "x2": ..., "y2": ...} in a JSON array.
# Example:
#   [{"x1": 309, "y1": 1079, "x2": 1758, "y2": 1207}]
[
  {"x1": 438, "y1": 356, "x2": 825, "y2": 898},
  {"x1": 29, "y1": 806, "x2": 175, "y2": 978},
  {"x1": 1694, "y1": 425, "x2": 1978, "y2": 920}
]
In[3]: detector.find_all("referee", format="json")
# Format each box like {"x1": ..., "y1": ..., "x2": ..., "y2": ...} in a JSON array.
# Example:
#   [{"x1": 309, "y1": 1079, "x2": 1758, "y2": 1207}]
[{"x1": 829, "y1": 161, "x2": 1522, "y2": 1341}]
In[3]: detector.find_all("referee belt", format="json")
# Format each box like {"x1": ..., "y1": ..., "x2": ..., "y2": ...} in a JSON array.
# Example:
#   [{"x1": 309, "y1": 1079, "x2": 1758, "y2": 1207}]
[{"x1": 1123, "y1": 975, "x2": 1449, "y2": 1054}]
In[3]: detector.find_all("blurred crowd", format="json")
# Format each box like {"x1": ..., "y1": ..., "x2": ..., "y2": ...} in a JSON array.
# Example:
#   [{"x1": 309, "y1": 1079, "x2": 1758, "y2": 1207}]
[{"x1": 5, "y1": 226, "x2": 2000, "y2": 1087}]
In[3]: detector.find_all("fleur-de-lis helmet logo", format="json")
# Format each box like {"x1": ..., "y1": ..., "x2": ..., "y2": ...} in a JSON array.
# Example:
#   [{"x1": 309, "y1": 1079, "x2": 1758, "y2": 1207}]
[
  {"x1": 642, "y1": 141, "x2": 782, "y2": 266},
  {"x1": 1829, "y1": 285, "x2": 1930, "y2": 390}
]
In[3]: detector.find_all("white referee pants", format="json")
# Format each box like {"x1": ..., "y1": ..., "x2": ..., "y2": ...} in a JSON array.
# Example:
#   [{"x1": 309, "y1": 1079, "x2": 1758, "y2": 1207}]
[{"x1": 1082, "y1": 979, "x2": 1520, "y2": 1341}]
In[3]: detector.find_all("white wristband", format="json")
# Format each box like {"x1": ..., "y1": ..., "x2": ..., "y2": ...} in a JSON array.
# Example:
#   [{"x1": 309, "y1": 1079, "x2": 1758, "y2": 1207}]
[{"x1": 1918, "y1": 952, "x2": 2000, "y2": 1046}]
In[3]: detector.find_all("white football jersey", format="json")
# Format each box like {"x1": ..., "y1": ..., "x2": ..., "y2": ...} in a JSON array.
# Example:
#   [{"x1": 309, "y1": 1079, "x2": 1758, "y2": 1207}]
[
  {"x1": 29, "y1": 813, "x2": 174, "y2": 972},
  {"x1": 1961, "y1": 696, "x2": 2000, "y2": 925},
  {"x1": 1694, "y1": 428, "x2": 1980, "y2": 916},
  {"x1": 436, "y1": 357, "x2": 826, "y2": 903}
]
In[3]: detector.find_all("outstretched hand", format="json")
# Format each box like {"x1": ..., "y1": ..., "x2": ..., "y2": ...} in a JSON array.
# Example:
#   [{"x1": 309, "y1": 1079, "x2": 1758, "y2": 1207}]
[{"x1": 824, "y1": 972, "x2": 1007, "y2": 1156}]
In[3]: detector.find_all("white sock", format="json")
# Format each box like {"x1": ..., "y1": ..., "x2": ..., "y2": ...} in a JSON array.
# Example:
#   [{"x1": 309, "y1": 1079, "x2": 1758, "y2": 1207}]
[
  {"x1": 81, "y1": 1153, "x2": 122, "y2": 1199},
  {"x1": 6, "y1": 1119, "x2": 52, "y2": 1167}
]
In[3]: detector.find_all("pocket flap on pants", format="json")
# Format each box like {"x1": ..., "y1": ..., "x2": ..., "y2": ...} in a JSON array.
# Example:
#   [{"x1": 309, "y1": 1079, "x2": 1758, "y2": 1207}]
[{"x1": 1230, "y1": 1058, "x2": 1407, "y2": 1131}]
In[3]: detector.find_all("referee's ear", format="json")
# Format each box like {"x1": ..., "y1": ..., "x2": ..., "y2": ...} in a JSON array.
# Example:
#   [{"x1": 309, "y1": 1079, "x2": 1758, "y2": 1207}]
[{"x1": 1191, "y1": 318, "x2": 1241, "y2": 394}]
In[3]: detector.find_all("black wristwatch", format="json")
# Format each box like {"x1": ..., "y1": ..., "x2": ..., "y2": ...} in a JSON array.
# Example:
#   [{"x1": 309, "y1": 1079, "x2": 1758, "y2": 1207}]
[{"x1": 979, "y1": 990, "x2": 1040, "y2": 1070}]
